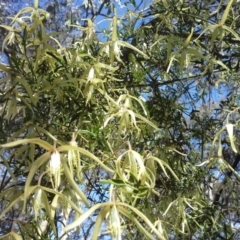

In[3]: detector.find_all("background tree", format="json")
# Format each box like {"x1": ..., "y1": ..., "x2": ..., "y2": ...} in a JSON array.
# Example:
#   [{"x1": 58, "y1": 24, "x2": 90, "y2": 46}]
[{"x1": 1, "y1": 0, "x2": 240, "y2": 239}]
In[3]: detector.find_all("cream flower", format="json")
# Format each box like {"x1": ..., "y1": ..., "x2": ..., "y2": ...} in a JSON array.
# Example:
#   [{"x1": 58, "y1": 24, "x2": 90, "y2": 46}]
[{"x1": 87, "y1": 67, "x2": 94, "y2": 82}]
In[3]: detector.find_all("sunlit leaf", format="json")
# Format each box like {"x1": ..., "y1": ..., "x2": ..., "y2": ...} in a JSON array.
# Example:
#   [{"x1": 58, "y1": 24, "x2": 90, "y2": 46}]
[
  {"x1": 92, "y1": 206, "x2": 111, "y2": 240},
  {"x1": 219, "y1": 0, "x2": 234, "y2": 26},
  {"x1": 61, "y1": 159, "x2": 89, "y2": 207},
  {"x1": 57, "y1": 145, "x2": 114, "y2": 173},
  {"x1": 23, "y1": 152, "x2": 51, "y2": 210},
  {"x1": 10, "y1": 232, "x2": 23, "y2": 240},
  {"x1": 226, "y1": 123, "x2": 237, "y2": 153},
  {"x1": 1, "y1": 138, "x2": 53, "y2": 151}
]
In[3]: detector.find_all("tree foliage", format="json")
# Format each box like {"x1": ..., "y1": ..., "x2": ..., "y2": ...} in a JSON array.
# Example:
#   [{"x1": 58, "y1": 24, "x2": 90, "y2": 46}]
[{"x1": 1, "y1": 0, "x2": 240, "y2": 239}]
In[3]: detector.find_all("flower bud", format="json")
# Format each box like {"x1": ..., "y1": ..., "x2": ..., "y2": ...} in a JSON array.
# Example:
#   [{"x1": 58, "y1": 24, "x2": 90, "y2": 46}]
[
  {"x1": 49, "y1": 151, "x2": 61, "y2": 189},
  {"x1": 50, "y1": 151, "x2": 61, "y2": 175},
  {"x1": 87, "y1": 67, "x2": 94, "y2": 82},
  {"x1": 34, "y1": 188, "x2": 42, "y2": 220}
]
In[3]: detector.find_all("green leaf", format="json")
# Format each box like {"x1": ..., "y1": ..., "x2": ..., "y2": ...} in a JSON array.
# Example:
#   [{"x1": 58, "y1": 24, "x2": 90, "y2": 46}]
[
  {"x1": 117, "y1": 40, "x2": 149, "y2": 59},
  {"x1": 61, "y1": 159, "x2": 89, "y2": 207},
  {"x1": 219, "y1": 0, "x2": 234, "y2": 26},
  {"x1": 41, "y1": 186, "x2": 82, "y2": 214},
  {"x1": 100, "y1": 179, "x2": 126, "y2": 187},
  {"x1": 183, "y1": 28, "x2": 193, "y2": 48},
  {"x1": 41, "y1": 190, "x2": 57, "y2": 236},
  {"x1": 0, "y1": 25, "x2": 15, "y2": 31},
  {"x1": 0, "y1": 64, "x2": 11, "y2": 74},
  {"x1": 0, "y1": 189, "x2": 25, "y2": 218},
  {"x1": 64, "y1": 203, "x2": 110, "y2": 232},
  {"x1": 134, "y1": 113, "x2": 159, "y2": 129},
  {"x1": 1, "y1": 138, "x2": 53, "y2": 151},
  {"x1": 23, "y1": 152, "x2": 51, "y2": 211},
  {"x1": 0, "y1": 153, "x2": 17, "y2": 181},
  {"x1": 118, "y1": 207, "x2": 156, "y2": 240},
  {"x1": 11, "y1": 232, "x2": 23, "y2": 240},
  {"x1": 218, "y1": 135, "x2": 222, "y2": 157},
  {"x1": 226, "y1": 123, "x2": 237, "y2": 153},
  {"x1": 92, "y1": 206, "x2": 111, "y2": 240},
  {"x1": 34, "y1": 0, "x2": 39, "y2": 9},
  {"x1": 112, "y1": 15, "x2": 118, "y2": 41},
  {"x1": 57, "y1": 145, "x2": 114, "y2": 173}
]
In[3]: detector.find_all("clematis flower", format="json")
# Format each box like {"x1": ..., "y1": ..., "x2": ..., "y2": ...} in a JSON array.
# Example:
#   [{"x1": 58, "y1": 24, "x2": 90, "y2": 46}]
[
  {"x1": 49, "y1": 150, "x2": 61, "y2": 189},
  {"x1": 50, "y1": 151, "x2": 61, "y2": 174},
  {"x1": 87, "y1": 67, "x2": 94, "y2": 82}
]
